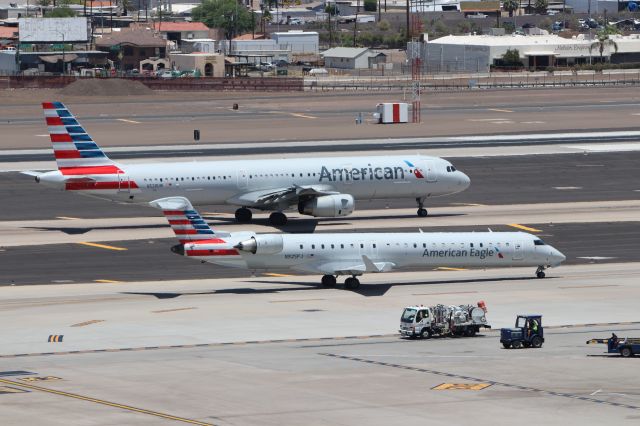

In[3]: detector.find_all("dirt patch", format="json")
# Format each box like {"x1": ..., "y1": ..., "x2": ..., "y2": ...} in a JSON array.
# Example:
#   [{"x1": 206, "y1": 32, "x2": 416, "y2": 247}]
[{"x1": 59, "y1": 78, "x2": 153, "y2": 96}]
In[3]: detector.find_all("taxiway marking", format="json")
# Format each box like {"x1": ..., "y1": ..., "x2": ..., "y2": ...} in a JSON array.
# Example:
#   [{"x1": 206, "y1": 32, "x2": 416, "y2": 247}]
[
  {"x1": 488, "y1": 108, "x2": 514, "y2": 113},
  {"x1": 554, "y1": 186, "x2": 583, "y2": 190},
  {"x1": 56, "y1": 216, "x2": 80, "y2": 220},
  {"x1": 0, "y1": 378, "x2": 213, "y2": 425},
  {"x1": 116, "y1": 118, "x2": 141, "y2": 124},
  {"x1": 263, "y1": 273, "x2": 293, "y2": 277},
  {"x1": 507, "y1": 223, "x2": 543, "y2": 233},
  {"x1": 290, "y1": 112, "x2": 317, "y2": 119},
  {"x1": 70, "y1": 320, "x2": 105, "y2": 327},
  {"x1": 434, "y1": 267, "x2": 468, "y2": 271},
  {"x1": 94, "y1": 279, "x2": 123, "y2": 283},
  {"x1": 152, "y1": 307, "x2": 197, "y2": 314},
  {"x1": 76, "y1": 242, "x2": 127, "y2": 251}
]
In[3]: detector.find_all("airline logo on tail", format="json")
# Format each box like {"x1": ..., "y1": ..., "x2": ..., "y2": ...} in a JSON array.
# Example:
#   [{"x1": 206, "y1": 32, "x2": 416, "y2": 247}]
[
  {"x1": 403, "y1": 160, "x2": 424, "y2": 179},
  {"x1": 152, "y1": 197, "x2": 240, "y2": 257},
  {"x1": 42, "y1": 102, "x2": 138, "y2": 191}
]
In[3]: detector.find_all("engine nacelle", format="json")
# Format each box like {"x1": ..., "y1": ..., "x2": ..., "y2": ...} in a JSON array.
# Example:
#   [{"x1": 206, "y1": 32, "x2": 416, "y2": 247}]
[
  {"x1": 235, "y1": 235, "x2": 283, "y2": 255},
  {"x1": 298, "y1": 194, "x2": 355, "y2": 217}
]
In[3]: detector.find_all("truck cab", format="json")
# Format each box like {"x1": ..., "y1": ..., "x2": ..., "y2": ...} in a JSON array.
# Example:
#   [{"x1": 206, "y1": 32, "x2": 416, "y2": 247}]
[
  {"x1": 399, "y1": 306, "x2": 432, "y2": 338},
  {"x1": 501, "y1": 314, "x2": 544, "y2": 349}
]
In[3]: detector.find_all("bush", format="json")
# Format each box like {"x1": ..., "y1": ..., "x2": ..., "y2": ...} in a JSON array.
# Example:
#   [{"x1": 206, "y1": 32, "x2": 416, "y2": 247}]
[{"x1": 364, "y1": 0, "x2": 376, "y2": 12}]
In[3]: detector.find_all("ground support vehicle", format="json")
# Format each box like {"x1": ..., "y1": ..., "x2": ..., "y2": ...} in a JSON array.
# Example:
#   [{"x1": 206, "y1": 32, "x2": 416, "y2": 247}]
[
  {"x1": 587, "y1": 336, "x2": 640, "y2": 357},
  {"x1": 399, "y1": 302, "x2": 490, "y2": 339},
  {"x1": 500, "y1": 315, "x2": 544, "y2": 349}
]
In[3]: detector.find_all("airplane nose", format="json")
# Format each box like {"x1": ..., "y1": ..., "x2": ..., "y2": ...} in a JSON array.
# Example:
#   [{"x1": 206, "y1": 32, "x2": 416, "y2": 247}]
[
  {"x1": 551, "y1": 247, "x2": 566, "y2": 265},
  {"x1": 459, "y1": 172, "x2": 471, "y2": 190}
]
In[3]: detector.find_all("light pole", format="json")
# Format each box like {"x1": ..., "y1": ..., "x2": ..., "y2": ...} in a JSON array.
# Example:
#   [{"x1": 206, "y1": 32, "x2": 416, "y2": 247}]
[{"x1": 55, "y1": 30, "x2": 66, "y2": 75}]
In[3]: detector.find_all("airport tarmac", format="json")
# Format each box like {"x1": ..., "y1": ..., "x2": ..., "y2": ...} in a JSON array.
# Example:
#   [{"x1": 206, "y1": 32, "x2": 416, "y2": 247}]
[
  {"x1": 1, "y1": 87, "x2": 640, "y2": 150},
  {"x1": 1, "y1": 88, "x2": 639, "y2": 425},
  {"x1": 1, "y1": 264, "x2": 640, "y2": 425}
]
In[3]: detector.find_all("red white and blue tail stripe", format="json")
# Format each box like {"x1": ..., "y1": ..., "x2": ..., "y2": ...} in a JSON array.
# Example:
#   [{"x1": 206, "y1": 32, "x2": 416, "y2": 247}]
[
  {"x1": 43, "y1": 102, "x2": 115, "y2": 170},
  {"x1": 150, "y1": 197, "x2": 219, "y2": 244}
]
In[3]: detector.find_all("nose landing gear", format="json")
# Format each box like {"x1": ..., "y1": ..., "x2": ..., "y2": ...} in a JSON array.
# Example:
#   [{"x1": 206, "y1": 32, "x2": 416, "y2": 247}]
[
  {"x1": 536, "y1": 266, "x2": 546, "y2": 279},
  {"x1": 416, "y1": 197, "x2": 428, "y2": 217}
]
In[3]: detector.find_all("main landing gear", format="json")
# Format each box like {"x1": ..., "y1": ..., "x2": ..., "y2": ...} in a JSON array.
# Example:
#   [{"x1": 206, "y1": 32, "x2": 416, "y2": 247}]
[
  {"x1": 269, "y1": 212, "x2": 288, "y2": 226},
  {"x1": 416, "y1": 197, "x2": 428, "y2": 217},
  {"x1": 536, "y1": 266, "x2": 546, "y2": 279},
  {"x1": 234, "y1": 208, "x2": 288, "y2": 226},
  {"x1": 235, "y1": 207, "x2": 252, "y2": 223},
  {"x1": 321, "y1": 275, "x2": 360, "y2": 290},
  {"x1": 321, "y1": 275, "x2": 337, "y2": 287}
]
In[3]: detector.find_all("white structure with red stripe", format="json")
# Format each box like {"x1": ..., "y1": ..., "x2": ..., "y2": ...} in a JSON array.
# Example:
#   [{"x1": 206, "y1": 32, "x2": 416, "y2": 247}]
[{"x1": 376, "y1": 103, "x2": 409, "y2": 124}]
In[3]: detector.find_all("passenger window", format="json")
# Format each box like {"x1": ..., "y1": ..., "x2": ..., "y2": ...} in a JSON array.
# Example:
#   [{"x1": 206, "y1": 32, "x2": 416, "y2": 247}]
[
  {"x1": 413, "y1": 243, "x2": 417, "y2": 248},
  {"x1": 373, "y1": 244, "x2": 376, "y2": 249},
  {"x1": 340, "y1": 244, "x2": 344, "y2": 249},
  {"x1": 480, "y1": 243, "x2": 483, "y2": 247},
  {"x1": 470, "y1": 243, "x2": 474, "y2": 248},
  {"x1": 331, "y1": 244, "x2": 334, "y2": 249},
  {"x1": 321, "y1": 244, "x2": 325, "y2": 249},
  {"x1": 360, "y1": 244, "x2": 364, "y2": 248},
  {"x1": 299, "y1": 244, "x2": 303, "y2": 249},
  {"x1": 312, "y1": 244, "x2": 315, "y2": 249}
]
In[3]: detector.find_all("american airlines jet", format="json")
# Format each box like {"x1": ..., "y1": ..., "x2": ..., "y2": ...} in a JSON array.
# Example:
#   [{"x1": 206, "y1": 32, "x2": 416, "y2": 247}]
[
  {"x1": 26, "y1": 102, "x2": 470, "y2": 225},
  {"x1": 151, "y1": 197, "x2": 566, "y2": 289}
]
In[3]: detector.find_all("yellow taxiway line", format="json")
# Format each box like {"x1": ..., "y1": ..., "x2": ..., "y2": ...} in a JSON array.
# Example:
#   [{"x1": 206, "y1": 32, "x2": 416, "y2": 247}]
[
  {"x1": 0, "y1": 378, "x2": 214, "y2": 426},
  {"x1": 434, "y1": 267, "x2": 468, "y2": 271},
  {"x1": 507, "y1": 223, "x2": 543, "y2": 233},
  {"x1": 76, "y1": 242, "x2": 128, "y2": 251},
  {"x1": 263, "y1": 273, "x2": 293, "y2": 277},
  {"x1": 488, "y1": 108, "x2": 514, "y2": 113},
  {"x1": 116, "y1": 118, "x2": 141, "y2": 124},
  {"x1": 94, "y1": 279, "x2": 123, "y2": 284}
]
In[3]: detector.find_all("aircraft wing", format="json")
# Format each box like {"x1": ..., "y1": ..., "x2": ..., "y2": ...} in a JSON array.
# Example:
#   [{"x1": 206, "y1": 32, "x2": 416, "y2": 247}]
[
  {"x1": 292, "y1": 256, "x2": 396, "y2": 275},
  {"x1": 21, "y1": 171, "x2": 45, "y2": 177},
  {"x1": 226, "y1": 184, "x2": 338, "y2": 208}
]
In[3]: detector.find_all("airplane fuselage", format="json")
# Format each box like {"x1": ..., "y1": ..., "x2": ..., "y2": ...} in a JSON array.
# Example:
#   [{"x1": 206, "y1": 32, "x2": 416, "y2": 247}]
[
  {"x1": 182, "y1": 232, "x2": 566, "y2": 274},
  {"x1": 39, "y1": 155, "x2": 470, "y2": 207}
]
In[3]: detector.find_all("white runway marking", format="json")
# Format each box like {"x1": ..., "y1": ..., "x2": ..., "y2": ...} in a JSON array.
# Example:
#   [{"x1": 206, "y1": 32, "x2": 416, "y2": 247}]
[
  {"x1": 577, "y1": 256, "x2": 617, "y2": 260},
  {"x1": 116, "y1": 119, "x2": 141, "y2": 124},
  {"x1": 554, "y1": 186, "x2": 583, "y2": 190},
  {"x1": 35, "y1": 134, "x2": 49, "y2": 137}
]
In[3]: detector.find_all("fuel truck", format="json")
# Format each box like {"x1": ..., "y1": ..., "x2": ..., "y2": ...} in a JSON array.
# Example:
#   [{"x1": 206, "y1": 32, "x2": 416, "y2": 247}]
[{"x1": 399, "y1": 301, "x2": 490, "y2": 339}]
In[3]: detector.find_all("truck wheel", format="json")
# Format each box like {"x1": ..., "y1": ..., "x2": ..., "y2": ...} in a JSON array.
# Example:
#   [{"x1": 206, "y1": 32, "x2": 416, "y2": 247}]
[
  {"x1": 502, "y1": 342, "x2": 511, "y2": 349},
  {"x1": 512, "y1": 341, "x2": 522, "y2": 349},
  {"x1": 620, "y1": 347, "x2": 633, "y2": 358},
  {"x1": 420, "y1": 329, "x2": 431, "y2": 339},
  {"x1": 531, "y1": 336, "x2": 543, "y2": 348}
]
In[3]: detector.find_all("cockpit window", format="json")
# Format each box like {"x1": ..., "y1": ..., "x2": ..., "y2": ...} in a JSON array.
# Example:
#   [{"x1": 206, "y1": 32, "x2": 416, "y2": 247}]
[
  {"x1": 451, "y1": 166, "x2": 456, "y2": 172},
  {"x1": 534, "y1": 239, "x2": 546, "y2": 246},
  {"x1": 446, "y1": 166, "x2": 451, "y2": 172}
]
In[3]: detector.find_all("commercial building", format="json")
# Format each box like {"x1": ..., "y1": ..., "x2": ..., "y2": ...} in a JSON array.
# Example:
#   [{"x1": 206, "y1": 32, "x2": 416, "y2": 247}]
[
  {"x1": 95, "y1": 27, "x2": 167, "y2": 71},
  {"x1": 420, "y1": 33, "x2": 640, "y2": 72},
  {"x1": 322, "y1": 47, "x2": 375, "y2": 69},
  {"x1": 272, "y1": 30, "x2": 319, "y2": 54},
  {"x1": 169, "y1": 52, "x2": 224, "y2": 77}
]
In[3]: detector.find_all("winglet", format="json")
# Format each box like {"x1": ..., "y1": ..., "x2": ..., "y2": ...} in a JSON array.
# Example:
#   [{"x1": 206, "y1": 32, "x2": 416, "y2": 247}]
[{"x1": 150, "y1": 197, "x2": 219, "y2": 243}]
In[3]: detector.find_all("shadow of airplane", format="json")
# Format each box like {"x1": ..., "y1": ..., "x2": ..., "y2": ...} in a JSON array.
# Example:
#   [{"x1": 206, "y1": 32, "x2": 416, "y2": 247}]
[
  {"x1": 123, "y1": 275, "x2": 545, "y2": 299},
  {"x1": 24, "y1": 224, "x2": 167, "y2": 235}
]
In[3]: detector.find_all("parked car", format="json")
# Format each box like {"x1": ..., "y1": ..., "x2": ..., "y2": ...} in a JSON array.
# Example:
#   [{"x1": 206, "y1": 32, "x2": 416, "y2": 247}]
[{"x1": 158, "y1": 70, "x2": 180, "y2": 79}]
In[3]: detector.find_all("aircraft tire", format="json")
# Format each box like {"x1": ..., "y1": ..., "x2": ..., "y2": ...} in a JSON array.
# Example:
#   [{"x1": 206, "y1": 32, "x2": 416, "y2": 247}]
[
  {"x1": 235, "y1": 208, "x2": 252, "y2": 223},
  {"x1": 321, "y1": 275, "x2": 336, "y2": 287},
  {"x1": 345, "y1": 277, "x2": 360, "y2": 290},
  {"x1": 269, "y1": 212, "x2": 288, "y2": 226},
  {"x1": 536, "y1": 270, "x2": 546, "y2": 279},
  {"x1": 417, "y1": 208, "x2": 428, "y2": 217}
]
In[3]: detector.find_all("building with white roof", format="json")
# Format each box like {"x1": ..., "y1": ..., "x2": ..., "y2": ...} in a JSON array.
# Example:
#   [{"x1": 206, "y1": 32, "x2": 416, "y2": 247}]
[
  {"x1": 420, "y1": 33, "x2": 640, "y2": 72},
  {"x1": 272, "y1": 31, "x2": 318, "y2": 54}
]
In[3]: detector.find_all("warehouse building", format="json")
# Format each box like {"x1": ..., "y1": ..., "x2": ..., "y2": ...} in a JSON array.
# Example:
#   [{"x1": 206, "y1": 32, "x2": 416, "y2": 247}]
[{"x1": 419, "y1": 33, "x2": 640, "y2": 72}]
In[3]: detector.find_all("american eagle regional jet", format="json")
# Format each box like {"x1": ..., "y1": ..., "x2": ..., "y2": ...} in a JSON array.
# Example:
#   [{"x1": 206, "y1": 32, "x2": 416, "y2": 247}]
[
  {"x1": 151, "y1": 197, "x2": 566, "y2": 289},
  {"x1": 26, "y1": 102, "x2": 470, "y2": 225}
]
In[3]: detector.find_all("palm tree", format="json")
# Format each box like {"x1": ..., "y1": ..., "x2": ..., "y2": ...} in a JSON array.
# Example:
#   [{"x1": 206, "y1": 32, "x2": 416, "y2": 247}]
[
  {"x1": 503, "y1": 0, "x2": 519, "y2": 17},
  {"x1": 589, "y1": 26, "x2": 619, "y2": 64}
]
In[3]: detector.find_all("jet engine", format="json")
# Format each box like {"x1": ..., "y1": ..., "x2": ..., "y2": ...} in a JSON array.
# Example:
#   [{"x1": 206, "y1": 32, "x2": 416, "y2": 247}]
[
  {"x1": 234, "y1": 235, "x2": 283, "y2": 255},
  {"x1": 298, "y1": 194, "x2": 355, "y2": 217}
]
